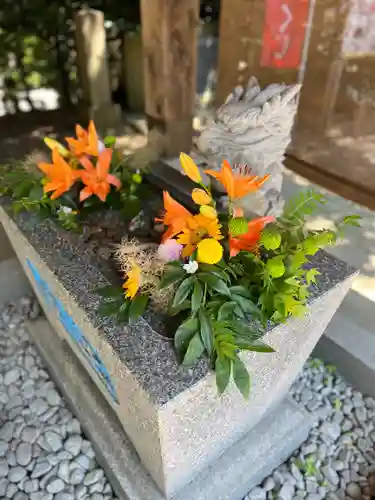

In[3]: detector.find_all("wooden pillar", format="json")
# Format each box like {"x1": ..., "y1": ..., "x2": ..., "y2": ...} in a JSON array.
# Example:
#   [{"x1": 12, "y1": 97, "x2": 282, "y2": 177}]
[
  {"x1": 140, "y1": 0, "x2": 199, "y2": 157},
  {"x1": 75, "y1": 9, "x2": 122, "y2": 133},
  {"x1": 216, "y1": 0, "x2": 262, "y2": 106}
]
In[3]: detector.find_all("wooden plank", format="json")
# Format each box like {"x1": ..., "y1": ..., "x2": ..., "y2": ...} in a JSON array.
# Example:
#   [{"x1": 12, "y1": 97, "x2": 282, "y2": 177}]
[
  {"x1": 216, "y1": 0, "x2": 306, "y2": 106},
  {"x1": 216, "y1": 0, "x2": 261, "y2": 105},
  {"x1": 140, "y1": 0, "x2": 199, "y2": 157}
]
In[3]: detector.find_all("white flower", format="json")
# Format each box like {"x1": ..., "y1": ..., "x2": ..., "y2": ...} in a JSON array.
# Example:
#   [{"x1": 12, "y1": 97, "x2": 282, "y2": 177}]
[
  {"x1": 58, "y1": 206, "x2": 72, "y2": 215},
  {"x1": 183, "y1": 260, "x2": 198, "y2": 274}
]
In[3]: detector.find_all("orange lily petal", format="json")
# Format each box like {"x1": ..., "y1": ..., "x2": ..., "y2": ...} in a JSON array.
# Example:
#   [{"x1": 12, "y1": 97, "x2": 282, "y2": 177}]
[
  {"x1": 221, "y1": 160, "x2": 235, "y2": 199},
  {"x1": 38, "y1": 162, "x2": 53, "y2": 176},
  {"x1": 87, "y1": 121, "x2": 99, "y2": 156},
  {"x1": 95, "y1": 183, "x2": 110, "y2": 202},
  {"x1": 79, "y1": 155, "x2": 95, "y2": 172},
  {"x1": 106, "y1": 173, "x2": 121, "y2": 189},
  {"x1": 80, "y1": 186, "x2": 93, "y2": 202},
  {"x1": 96, "y1": 149, "x2": 112, "y2": 179},
  {"x1": 229, "y1": 216, "x2": 274, "y2": 256}
]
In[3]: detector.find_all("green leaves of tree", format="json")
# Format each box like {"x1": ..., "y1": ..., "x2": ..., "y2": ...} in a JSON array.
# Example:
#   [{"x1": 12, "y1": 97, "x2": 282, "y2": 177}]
[
  {"x1": 172, "y1": 277, "x2": 195, "y2": 309},
  {"x1": 215, "y1": 356, "x2": 231, "y2": 394},
  {"x1": 233, "y1": 357, "x2": 250, "y2": 398},
  {"x1": 199, "y1": 309, "x2": 213, "y2": 356},
  {"x1": 191, "y1": 280, "x2": 203, "y2": 314},
  {"x1": 175, "y1": 317, "x2": 199, "y2": 358},
  {"x1": 183, "y1": 333, "x2": 204, "y2": 366}
]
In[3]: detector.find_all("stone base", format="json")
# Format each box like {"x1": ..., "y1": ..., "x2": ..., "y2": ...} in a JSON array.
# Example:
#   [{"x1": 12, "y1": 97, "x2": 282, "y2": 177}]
[
  {"x1": 0, "y1": 257, "x2": 32, "y2": 304},
  {"x1": 27, "y1": 316, "x2": 314, "y2": 500},
  {"x1": 314, "y1": 312, "x2": 375, "y2": 399}
]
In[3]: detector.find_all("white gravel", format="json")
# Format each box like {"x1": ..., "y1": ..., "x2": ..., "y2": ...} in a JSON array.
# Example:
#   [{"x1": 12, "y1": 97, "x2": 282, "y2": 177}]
[
  {"x1": 246, "y1": 359, "x2": 375, "y2": 500},
  {"x1": 2, "y1": 295, "x2": 375, "y2": 500},
  {"x1": 0, "y1": 296, "x2": 118, "y2": 500}
]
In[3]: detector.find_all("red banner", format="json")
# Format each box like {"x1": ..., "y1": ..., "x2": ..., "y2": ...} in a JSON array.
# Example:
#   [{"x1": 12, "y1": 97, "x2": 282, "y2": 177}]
[{"x1": 261, "y1": 0, "x2": 310, "y2": 69}]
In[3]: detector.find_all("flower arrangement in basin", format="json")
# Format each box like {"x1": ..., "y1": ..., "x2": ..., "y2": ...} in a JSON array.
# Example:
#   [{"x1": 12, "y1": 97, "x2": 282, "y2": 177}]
[
  {"x1": 0, "y1": 121, "x2": 144, "y2": 230},
  {"x1": 98, "y1": 153, "x2": 360, "y2": 397}
]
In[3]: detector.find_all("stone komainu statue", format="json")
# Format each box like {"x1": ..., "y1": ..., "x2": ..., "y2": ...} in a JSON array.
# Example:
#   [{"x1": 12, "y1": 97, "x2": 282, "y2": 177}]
[{"x1": 194, "y1": 77, "x2": 301, "y2": 216}]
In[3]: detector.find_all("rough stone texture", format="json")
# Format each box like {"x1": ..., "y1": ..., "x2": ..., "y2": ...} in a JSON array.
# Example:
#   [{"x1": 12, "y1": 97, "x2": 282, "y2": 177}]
[
  {"x1": 0, "y1": 202, "x2": 356, "y2": 497},
  {"x1": 26, "y1": 317, "x2": 314, "y2": 500},
  {"x1": 194, "y1": 77, "x2": 301, "y2": 216}
]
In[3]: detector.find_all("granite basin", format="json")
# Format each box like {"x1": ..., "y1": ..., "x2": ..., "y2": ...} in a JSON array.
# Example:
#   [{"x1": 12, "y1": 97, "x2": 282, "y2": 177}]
[{"x1": 0, "y1": 198, "x2": 357, "y2": 498}]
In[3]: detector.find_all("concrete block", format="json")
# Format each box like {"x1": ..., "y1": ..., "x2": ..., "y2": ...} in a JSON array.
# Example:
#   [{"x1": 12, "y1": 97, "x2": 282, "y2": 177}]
[
  {"x1": 314, "y1": 312, "x2": 375, "y2": 398},
  {"x1": 0, "y1": 201, "x2": 356, "y2": 498},
  {"x1": 0, "y1": 257, "x2": 32, "y2": 304},
  {"x1": 28, "y1": 317, "x2": 313, "y2": 500}
]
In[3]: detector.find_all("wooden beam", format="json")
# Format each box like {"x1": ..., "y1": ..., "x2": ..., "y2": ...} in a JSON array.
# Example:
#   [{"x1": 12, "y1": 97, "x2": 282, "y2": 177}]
[
  {"x1": 216, "y1": 0, "x2": 313, "y2": 106},
  {"x1": 216, "y1": 0, "x2": 261, "y2": 106},
  {"x1": 140, "y1": 0, "x2": 199, "y2": 157}
]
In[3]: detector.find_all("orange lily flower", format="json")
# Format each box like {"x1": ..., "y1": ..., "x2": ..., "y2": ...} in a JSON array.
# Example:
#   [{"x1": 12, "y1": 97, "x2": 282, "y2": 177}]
[
  {"x1": 65, "y1": 121, "x2": 100, "y2": 157},
  {"x1": 79, "y1": 149, "x2": 121, "y2": 202},
  {"x1": 156, "y1": 191, "x2": 193, "y2": 242},
  {"x1": 205, "y1": 160, "x2": 270, "y2": 200},
  {"x1": 38, "y1": 148, "x2": 81, "y2": 200},
  {"x1": 229, "y1": 216, "x2": 274, "y2": 256}
]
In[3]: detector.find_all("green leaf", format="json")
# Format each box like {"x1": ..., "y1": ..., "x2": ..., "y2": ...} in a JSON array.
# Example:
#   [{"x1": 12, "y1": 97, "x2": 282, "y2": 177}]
[
  {"x1": 266, "y1": 257, "x2": 285, "y2": 278},
  {"x1": 182, "y1": 333, "x2": 204, "y2": 366},
  {"x1": 218, "y1": 301, "x2": 237, "y2": 321},
  {"x1": 13, "y1": 179, "x2": 34, "y2": 199},
  {"x1": 229, "y1": 285, "x2": 251, "y2": 298},
  {"x1": 172, "y1": 277, "x2": 195, "y2": 309},
  {"x1": 174, "y1": 317, "x2": 199, "y2": 356},
  {"x1": 284, "y1": 276, "x2": 300, "y2": 286},
  {"x1": 104, "y1": 135, "x2": 116, "y2": 147},
  {"x1": 225, "y1": 261, "x2": 245, "y2": 279},
  {"x1": 236, "y1": 339, "x2": 275, "y2": 353},
  {"x1": 98, "y1": 301, "x2": 121, "y2": 317},
  {"x1": 233, "y1": 357, "x2": 251, "y2": 398},
  {"x1": 342, "y1": 214, "x2": 361, "y2": 227},
  {"x1": 28, "y1": 183, "x2": 44, "y2": 201},
  {"x1": 215, "y1": 356, "x2": 232, "y2": 394},
  {"x1": 228, "y1": 217, "x2": 248, "y2": 236},
  {"x1": 198, "y1": 264, "x2": 230, "y2": 282},
  {"x1": 117, "y1": 302, "x2": 130, "y2": 322},
  {"x1": 260, "y1": 229, "x2": 281, "y2": 250},
  {"x1": 282, "y1": 189, "x2": 326, "y2": 224},
  {"x1": 96, "y1": 285, "x2": 123, "y2": 299},
  {"x1": 129, "y1": 295, "x2": 148, "y2": 322},
  {"x1": 198, "y1": 273, "x2": 230, "y2": 297},
  {"x1": 191, "y1": 281, "x2": 204, "y2": 314},
  {"x1": 160, "y1": 266, "x2": 184, "y2": 289},
  {"x1": 305, "y1": 268, "x2": 320, "y2": 286},
  {"x1": 231, "y1": 294, "x2": 261, "y2": 318},
  {"x1": 199, "y1": 308, "x2": 213, "y2": 356},
  {"x1": 219, "y1": 342, "x2": 238, "y2": 359}
]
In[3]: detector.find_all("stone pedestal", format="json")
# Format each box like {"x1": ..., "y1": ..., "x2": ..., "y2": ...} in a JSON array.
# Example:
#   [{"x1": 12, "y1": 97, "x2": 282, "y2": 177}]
[
  {"x1": 0, "y1": 200, "x2": 356, "y2": 499},
  {"x1": 75, "y1": 9, "x2": 123, "y2": 134}
]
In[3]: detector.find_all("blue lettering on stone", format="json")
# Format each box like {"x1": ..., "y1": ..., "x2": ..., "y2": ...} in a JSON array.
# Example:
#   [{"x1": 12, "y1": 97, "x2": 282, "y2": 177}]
[{"x1": 26, "y1": 258, "x2": 118, "y2": 404}]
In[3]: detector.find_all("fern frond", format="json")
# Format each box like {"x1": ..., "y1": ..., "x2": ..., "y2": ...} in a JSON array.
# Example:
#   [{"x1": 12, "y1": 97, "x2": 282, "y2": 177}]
[{"x1": 282, "y1": 189, "x2": 326, "y2": 224}]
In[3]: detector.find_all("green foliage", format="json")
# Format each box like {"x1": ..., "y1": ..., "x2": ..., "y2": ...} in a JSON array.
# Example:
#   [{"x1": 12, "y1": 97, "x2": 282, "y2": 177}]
[
  {"x1": 228, "y1": 217, "x2": 248, "y2": 236},
  {"x1": 96, "y1": 284, "x2": 147, "y2": 324},
  {"x1": 97, "y1": 188, "x2": 359, "y2": 399}
]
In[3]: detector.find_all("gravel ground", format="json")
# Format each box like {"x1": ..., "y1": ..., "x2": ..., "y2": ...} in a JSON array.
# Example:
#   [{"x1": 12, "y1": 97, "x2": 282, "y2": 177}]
[
  {"x1": 1, "y1": 295, "x2": 375, "y2": 500},
  {"x1": 246, "y1": 362, "x2": 375, "y2": 500},
  {"x1": 0, "y1": 297, "x2": 119, "y2": 500}
]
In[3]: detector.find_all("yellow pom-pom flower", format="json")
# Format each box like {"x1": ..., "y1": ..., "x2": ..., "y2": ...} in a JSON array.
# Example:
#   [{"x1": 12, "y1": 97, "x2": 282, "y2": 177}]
[
  {"x1": 192, "y1": 188, "x2": 211, "y2": 205},
  {"x1": 180, "y1": 153, "x2": 202, "y2": 184},
  {"x1": 199, "y1": 205, "x2": 217, "y2": 220},
  {"x1": 196, "y1": 238, "x2": 223, "y2": 264}
]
